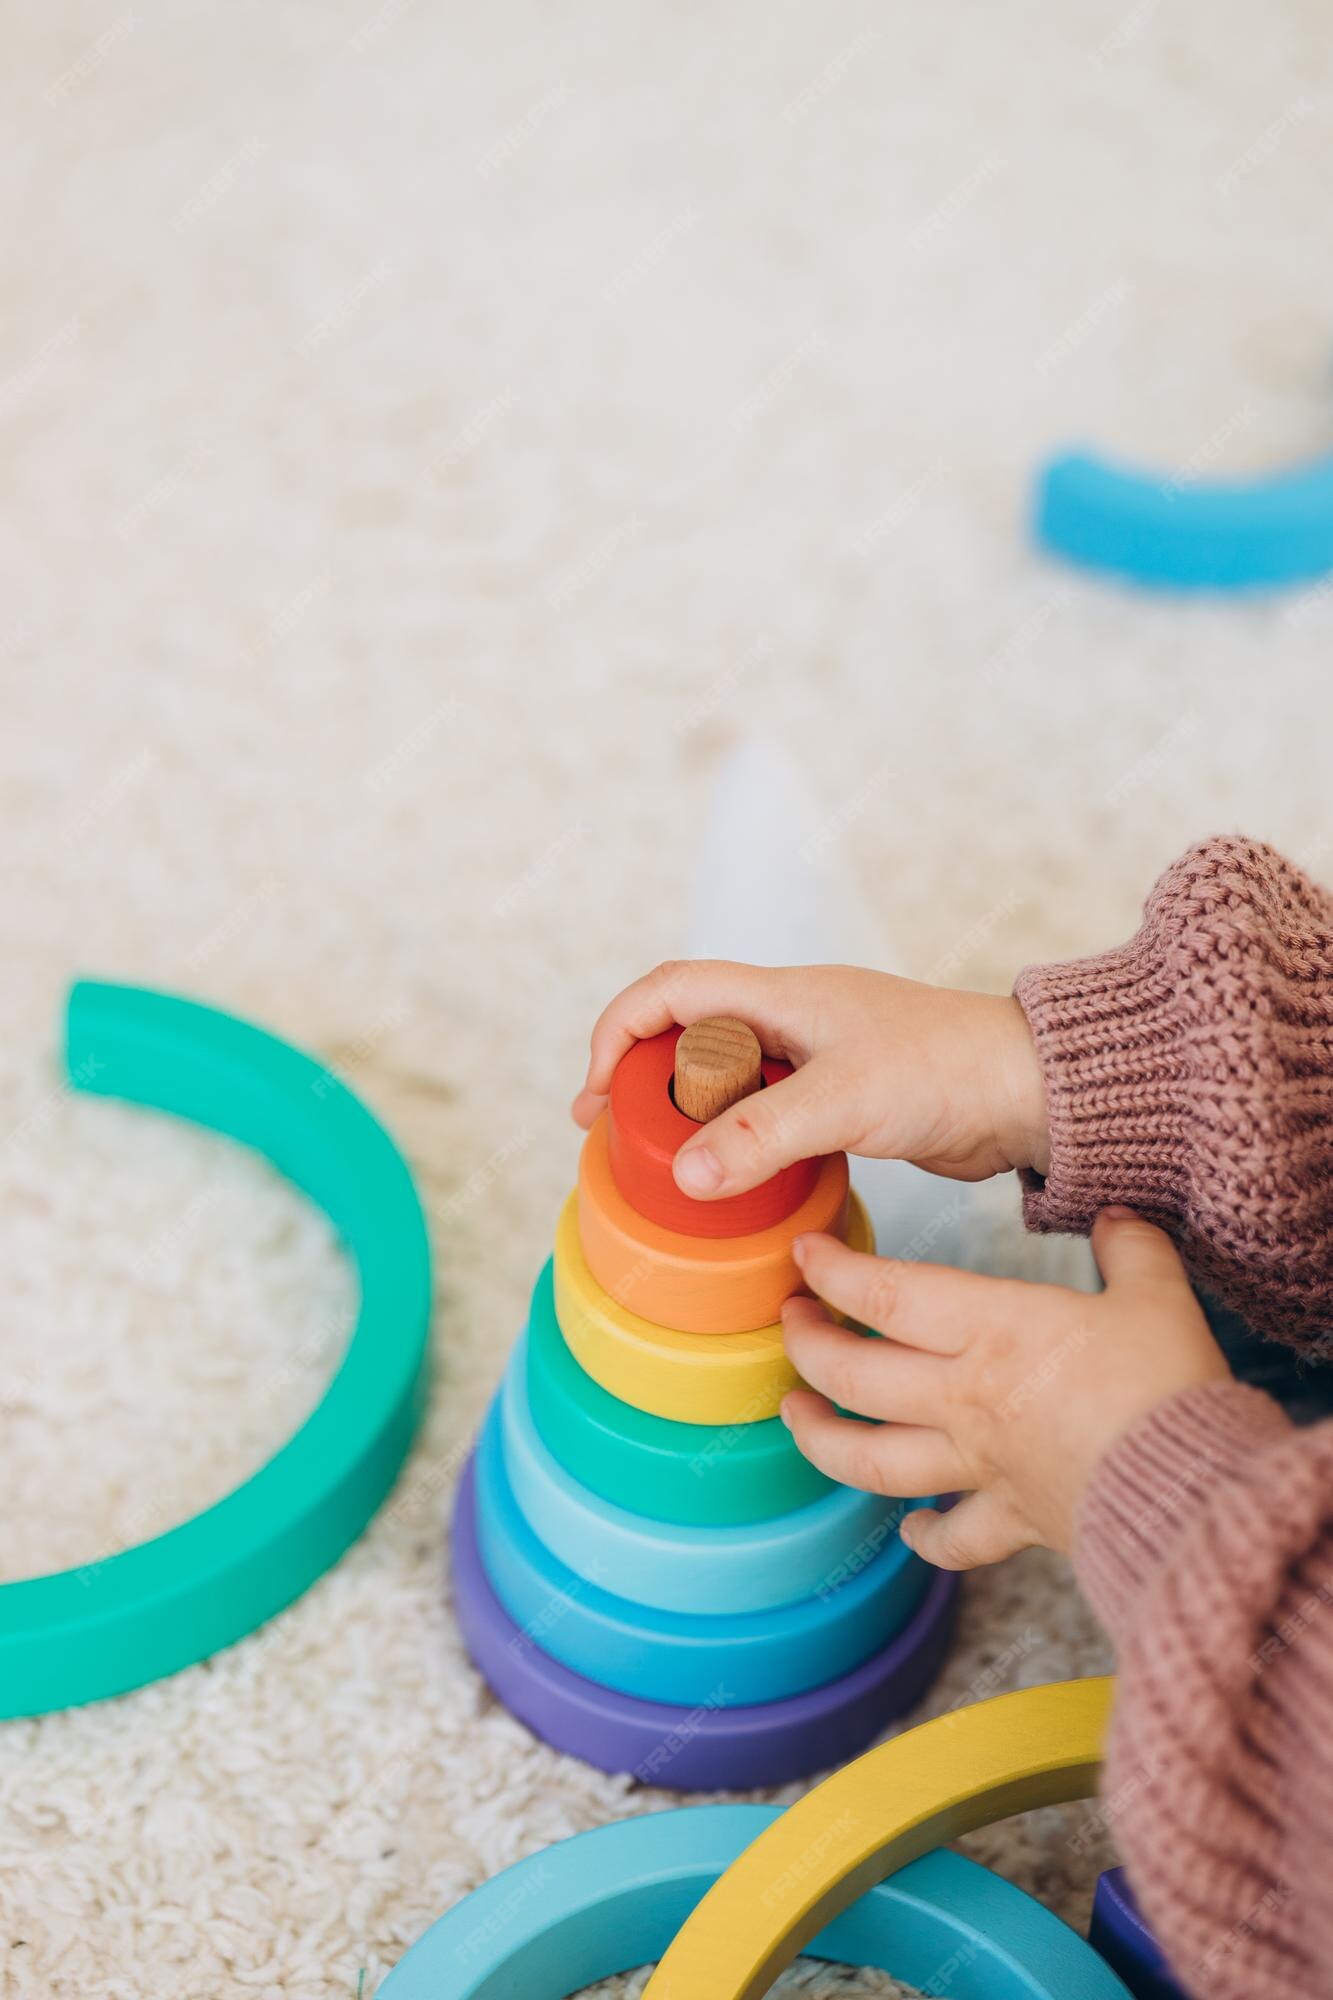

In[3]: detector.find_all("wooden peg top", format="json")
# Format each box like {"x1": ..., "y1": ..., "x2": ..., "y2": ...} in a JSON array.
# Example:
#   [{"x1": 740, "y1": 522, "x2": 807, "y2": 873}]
[{"x1": 673, "y1": 1017, "x2": 763, "y2": 1123}]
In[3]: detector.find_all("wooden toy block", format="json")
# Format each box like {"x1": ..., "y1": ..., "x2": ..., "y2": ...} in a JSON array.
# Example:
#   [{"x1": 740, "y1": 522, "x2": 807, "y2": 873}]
[
  {"x1": 579, "y1": 1111, "x2": 849, "y2": 1333},
  {"x1": 609, "y1": 1026, "x2": 818, "y2": 1237},
  {"x1": 673, "y1": 1016, "x2": 763, "y2": 1120}
]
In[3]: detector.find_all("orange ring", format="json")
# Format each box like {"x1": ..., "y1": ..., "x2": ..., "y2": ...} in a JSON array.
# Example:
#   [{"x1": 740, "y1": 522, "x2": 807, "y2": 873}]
[
  {"x1": 607, "y1": 1028, "x2": 820, "y2": 1237},
  {"x1": 579, "y1": 1112, "x2": 850, "y2": 1333}
]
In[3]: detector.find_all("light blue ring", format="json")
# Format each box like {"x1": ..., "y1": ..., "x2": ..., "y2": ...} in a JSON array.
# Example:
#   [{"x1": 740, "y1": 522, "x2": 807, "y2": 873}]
[
  {"x1": 1035, "y1": 447, "x2": 1333, "y2": 589},
  {"x1": 379, "y1": 1803, "x2": 1134, "y2": 1999},
  {"x1": 501, "y1": 1331, "x2": 894, "y2": 1615},
  {"x1": 474, "y1": 1399, "x2": 929, "y2": 1706}
]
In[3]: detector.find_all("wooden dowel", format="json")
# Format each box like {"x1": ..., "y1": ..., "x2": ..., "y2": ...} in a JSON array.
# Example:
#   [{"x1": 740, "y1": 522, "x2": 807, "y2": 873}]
[{"x1": 674, "y1": 1017, "x2": 763, "y2": 1123}]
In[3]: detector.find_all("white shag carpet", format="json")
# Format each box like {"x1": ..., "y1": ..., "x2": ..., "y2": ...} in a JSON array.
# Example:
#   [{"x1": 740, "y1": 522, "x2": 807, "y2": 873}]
[{"x1": 3, "y1": 2, "x2": 1331, "y2": 1993}]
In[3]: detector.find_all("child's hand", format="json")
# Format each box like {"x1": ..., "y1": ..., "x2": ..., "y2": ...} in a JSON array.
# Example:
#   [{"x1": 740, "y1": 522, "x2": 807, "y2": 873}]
[
  {"x1": 572, "y1": 961, "x2": 1048, "y2": 1196},
  {"x1": 780, "y1": 1208, "x2": 1231, "y2": 1565}
]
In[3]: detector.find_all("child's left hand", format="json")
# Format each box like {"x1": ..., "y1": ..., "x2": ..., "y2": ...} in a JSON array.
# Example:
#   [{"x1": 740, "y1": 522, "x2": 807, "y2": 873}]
[{"x1": 781, "y1": 1207, "x2": 1231, "y2": 1566}]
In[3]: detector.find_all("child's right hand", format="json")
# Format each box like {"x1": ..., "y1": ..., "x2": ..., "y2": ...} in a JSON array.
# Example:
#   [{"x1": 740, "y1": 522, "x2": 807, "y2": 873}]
[{"x1": 572, "y1": 961, "x2": 1049, "y2": 1198}]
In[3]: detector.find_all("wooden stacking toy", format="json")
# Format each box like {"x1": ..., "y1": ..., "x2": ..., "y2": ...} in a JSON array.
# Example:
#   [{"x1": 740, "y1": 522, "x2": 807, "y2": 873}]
[{"x1": 450, "y1": 1017, "x2": 957, "y2": 1788}]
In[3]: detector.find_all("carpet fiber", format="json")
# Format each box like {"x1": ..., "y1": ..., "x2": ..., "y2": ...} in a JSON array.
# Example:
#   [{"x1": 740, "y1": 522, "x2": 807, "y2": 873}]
[{"x1": 3, "y1": 2, "x2": 1329, "y2": 1993}]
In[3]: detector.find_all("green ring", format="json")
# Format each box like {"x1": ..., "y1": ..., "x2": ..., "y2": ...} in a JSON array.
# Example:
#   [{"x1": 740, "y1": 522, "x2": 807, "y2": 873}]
[
  {"x1": 526, "y1": 1260, "x2": 831, "y2": 1526},
  {"x1": 0, "y1": 981, "x2": 432, "y2": 1718}
]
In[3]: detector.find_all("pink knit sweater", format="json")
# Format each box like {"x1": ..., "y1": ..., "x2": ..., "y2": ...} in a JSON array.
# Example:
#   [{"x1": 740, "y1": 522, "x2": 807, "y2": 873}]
[{"x1": 1014, "y1": 836, "x2": 1333, "y2": 1998}]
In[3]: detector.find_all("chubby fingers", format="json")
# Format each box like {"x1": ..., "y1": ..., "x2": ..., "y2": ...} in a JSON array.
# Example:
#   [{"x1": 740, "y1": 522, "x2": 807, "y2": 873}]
[
  {"x1": 900, "y1": 1492, "x2": 1037, "y2": 1571},
  {"x1": 580, "y1": 960, "x2": 810, "y2": 1105},
  {"x1": 672, "y1": 1053, "x2": 857, "y2": 1197},
  {"x1": 781, "y1": 1295, "x2": 948, "y2": 1424},
  {"x1": 793, "y1": 1233, "x2": 1015, "y2": 1355},
  {"x1": 779, "y1": 1388, "x2": 966, "y2": 1497},
  {"x1": 1092, "y1": 1206, "x2": 1193, "y2": 1293}
]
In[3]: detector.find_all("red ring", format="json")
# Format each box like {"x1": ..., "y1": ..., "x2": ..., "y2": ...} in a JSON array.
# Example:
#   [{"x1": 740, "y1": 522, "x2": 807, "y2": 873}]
[{"x1": 606, "y1": 1028, "x2": 821, "y2": 1237}]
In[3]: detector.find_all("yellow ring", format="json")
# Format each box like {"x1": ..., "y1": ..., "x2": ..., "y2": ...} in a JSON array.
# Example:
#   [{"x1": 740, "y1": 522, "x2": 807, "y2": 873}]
[
  {"x1": 553, "y1": 1191, "x2": 873, "y2": 1425},
  {"x1": 641, "y1": 1676, "x2": 1114, "y2": 1998}
]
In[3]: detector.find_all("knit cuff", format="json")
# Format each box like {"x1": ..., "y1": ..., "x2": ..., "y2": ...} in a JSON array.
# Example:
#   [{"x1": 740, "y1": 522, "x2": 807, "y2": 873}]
[
  {"x1": 1013, "y1": 932, "x2": 1196, "y2": 1238},
  {"x1": 1074, "y1": 1380, "x2": 1292, "y2": 1641}
]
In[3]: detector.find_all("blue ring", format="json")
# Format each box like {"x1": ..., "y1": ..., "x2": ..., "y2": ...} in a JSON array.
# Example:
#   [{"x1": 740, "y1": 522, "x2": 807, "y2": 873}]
[
  {"x1": 474, "y1": 1399, "x2": 929, "y2": 1706},
  {"x1": 1035, "y1": 447, "x2": 1333, "y2": 589},
  {"x1": 500, "y1": 1332, "x2": 896, "y2": 1614},
  {"x1": 379, "y1": 1804, "x2": 1134, "y2": 1999}
]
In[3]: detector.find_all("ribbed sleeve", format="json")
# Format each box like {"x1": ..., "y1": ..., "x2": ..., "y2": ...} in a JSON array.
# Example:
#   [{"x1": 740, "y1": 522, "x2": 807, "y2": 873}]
[
  {"x1": 1014, "y1": 835, "x2": 1333, "y2": 1346},
  {"x1": 1076, "y1": 1382, "x2": 1333, "y2": 1997}
]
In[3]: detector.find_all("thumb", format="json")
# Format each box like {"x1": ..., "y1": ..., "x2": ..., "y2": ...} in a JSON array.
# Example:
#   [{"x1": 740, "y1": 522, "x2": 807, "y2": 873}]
[
  {"x1": 673, "y1": 1054, "x2": 850, "y2": 1197},
  {"x1": 1092, "y1": 1206, "x2": 1192, "y2": 1292},
  {"x1": 899, "y1": 1493, "x2": 1034, "y2": 1572}
]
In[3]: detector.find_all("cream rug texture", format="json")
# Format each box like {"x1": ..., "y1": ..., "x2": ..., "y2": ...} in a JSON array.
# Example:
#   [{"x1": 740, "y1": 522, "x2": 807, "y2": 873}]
[{"x1": 3, "y1": 1, "x2": 1331, "y2": 1993}]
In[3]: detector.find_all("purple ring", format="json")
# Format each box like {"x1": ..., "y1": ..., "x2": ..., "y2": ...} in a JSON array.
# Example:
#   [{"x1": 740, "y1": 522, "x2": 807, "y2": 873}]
[
  {"x1": 1090, "y1": 1868, "x2": 1189, "y2": 2000},
  {"x1": 449, "y1": 1455, "x2": 959, "y2": 1790}
]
